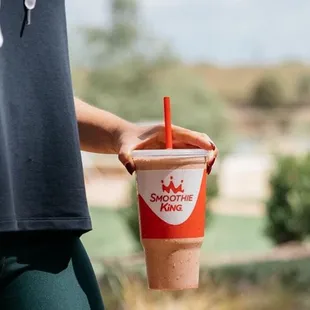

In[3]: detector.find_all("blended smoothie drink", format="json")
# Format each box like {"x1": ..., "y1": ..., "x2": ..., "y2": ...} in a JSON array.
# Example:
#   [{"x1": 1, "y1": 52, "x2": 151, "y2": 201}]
[{"x1": 132, "y1": 149, "x2": 209, "y2": 290}]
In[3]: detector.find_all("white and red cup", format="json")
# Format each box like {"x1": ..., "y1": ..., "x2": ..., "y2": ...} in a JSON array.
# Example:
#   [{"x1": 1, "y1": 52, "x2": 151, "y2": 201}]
[{"x1": 132, "y1": 149, "x2": 210, "y2": 290}]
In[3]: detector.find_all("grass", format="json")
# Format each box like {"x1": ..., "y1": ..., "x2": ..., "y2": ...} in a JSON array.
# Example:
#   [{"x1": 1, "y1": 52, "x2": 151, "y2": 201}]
[
  {"x1": 101, "y1": 257, "x2": 310, "y2": 310},
  {"x1": 100, "y1": 256, "x2": 310, "y2": 309},
  {"x1": 120, "y1": 279, "x2": 310, "y2": 310},
  {"x1": 86, "y1": 208, "x2": 310, "y2": 309},
  {"x1": 202, "y1": 214, "x2": 272, "y2": 255},
  {"x1": 81, "y1": 208, "x2": 137, "y2": 274},
  {"x1": 82, "y1": 208, "x2": 137, "y2": 257},
  {"x1": 83, "y1": 208, "x2": 272, "y2": 261}
]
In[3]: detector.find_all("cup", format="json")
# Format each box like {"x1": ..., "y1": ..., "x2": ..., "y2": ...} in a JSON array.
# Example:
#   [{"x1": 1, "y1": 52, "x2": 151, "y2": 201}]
[{"x1": 132, "y1": 149, "x2": 210, "y2": 290}]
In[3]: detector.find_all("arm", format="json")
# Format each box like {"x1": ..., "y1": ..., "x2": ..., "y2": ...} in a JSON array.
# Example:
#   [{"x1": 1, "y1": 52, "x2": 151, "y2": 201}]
[
  {"x1": 74, "y1": 97, "x2": 217, "y2": 174},
  {"x1": 74, "y1": 97, "x2": 134, "y2": 154}
]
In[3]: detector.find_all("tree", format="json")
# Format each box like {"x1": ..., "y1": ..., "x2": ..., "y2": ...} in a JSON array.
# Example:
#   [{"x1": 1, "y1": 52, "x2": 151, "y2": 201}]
[
  {"x1": 287, "y1": 154, "x2": 310, "y2": 234},
  {"x1": 297, "y1": 75, "x2": 310, "y2": 103},
  {"x1": 265, "y1": 155, "x2": 305, "y2": 245},
  {"x1": 80, "y1": 0, "x2": 229, "y2": 247},
  {"x1": 249, "y1": 76, "x2": 285, "y2": 109},
  {"x1": 80, "y1": 0, "x2": 231, "y2": 154}
]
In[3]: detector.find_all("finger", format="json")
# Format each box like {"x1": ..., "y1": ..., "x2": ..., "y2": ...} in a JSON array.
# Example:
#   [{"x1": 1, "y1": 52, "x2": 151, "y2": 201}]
[
  {"x1": 130, "y1": 136, "x2": 163, "y2": 151},
  {"x1": 172, "y1": 142, "x2": 200, "y2": 149},
  {"x1": 118, "y1": 149, "x2": 135, "y2": 175},
  {"x1": 172, "y1": 126, "x2": 216, "y2": 151},
  {"x1": 136, "y1": 124, "x2": 164, "y2": 141},
  {"x1": 207, "y1": 147, "x2": 219, "y2": 174}
]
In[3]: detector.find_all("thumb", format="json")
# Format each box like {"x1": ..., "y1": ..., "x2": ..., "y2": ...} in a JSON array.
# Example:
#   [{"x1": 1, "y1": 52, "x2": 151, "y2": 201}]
[
  {"x1": 118, "y1": 147, "x2": 135, "y2": 175},
  {"x1": 207, "y1": 148, "x2": 219, "y2": 175}
]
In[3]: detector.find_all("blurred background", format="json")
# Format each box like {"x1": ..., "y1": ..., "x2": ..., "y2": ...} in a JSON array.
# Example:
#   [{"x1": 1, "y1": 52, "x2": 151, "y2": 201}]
[{"x1": 66, "y1": 0, "x2": 310, "y2": 309}]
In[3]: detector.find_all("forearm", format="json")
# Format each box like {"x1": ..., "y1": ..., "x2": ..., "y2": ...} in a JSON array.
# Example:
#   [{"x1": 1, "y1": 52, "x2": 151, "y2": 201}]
[{"x1": 74, "y1": 97, "x2": 134, "y2": 154}]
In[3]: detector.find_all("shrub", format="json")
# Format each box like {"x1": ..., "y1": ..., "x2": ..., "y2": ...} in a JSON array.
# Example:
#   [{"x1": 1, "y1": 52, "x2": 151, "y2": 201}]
[
  {"x1": 297, "y1": 75, "x2": 310, "y2": 102},
  {"x1": 288, "y1": 154, "x2": 310, "y2": 234},
  {"x1": 119, "y1": 182, "x2": 141, "y2": 251},
  {"x1": 249, "y1": 76, "x2": 285, "y2": 109},
  {"x1": 265, "y1": 155, "x2": 308, "y2": 245}
]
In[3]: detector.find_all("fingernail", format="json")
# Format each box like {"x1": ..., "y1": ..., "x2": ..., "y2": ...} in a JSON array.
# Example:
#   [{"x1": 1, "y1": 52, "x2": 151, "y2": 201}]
[
  {"x1": 209, "y1": 157, "x2": 216, "y2": 167},
  {"x1": 210, "y1": 141, "x2": 216, "y2": 150},
  {"x1": 207, "y1": 158, "x2": 216, "y2": 175},
  {"x1": 125, "y1": 163, "x2": 134, "y2": 175}
]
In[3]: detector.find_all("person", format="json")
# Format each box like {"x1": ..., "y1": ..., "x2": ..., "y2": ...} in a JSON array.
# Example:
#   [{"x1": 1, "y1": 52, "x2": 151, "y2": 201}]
[{"x1": 0, "y1": 1, "x2": 218, "y2": 309}]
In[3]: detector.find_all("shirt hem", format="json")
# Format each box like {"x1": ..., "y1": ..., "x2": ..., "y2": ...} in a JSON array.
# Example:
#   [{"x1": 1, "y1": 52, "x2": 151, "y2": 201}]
[{"x1": 0, "y1": 217, "x2": 92, "y2": 233}]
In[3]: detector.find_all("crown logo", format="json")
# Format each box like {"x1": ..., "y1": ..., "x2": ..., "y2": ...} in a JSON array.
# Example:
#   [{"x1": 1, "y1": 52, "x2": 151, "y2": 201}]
[{"x1": 161, "y1": 176, "x2": 184, "y2": 194}]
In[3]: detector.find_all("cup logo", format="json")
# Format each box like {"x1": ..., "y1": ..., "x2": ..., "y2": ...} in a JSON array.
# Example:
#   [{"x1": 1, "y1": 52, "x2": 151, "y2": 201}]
[
  {"x1": 162, "y1": 176, "x2": 184, "y2": 194},
  {"x1": 136, "y1": 169, "x2": 204, "y2": 225}
]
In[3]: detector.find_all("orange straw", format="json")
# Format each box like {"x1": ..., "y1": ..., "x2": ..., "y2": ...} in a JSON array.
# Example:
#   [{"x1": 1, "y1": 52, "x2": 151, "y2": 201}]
[{"x1": 163, "y1": 96, "x2": 173, "y2": 149}]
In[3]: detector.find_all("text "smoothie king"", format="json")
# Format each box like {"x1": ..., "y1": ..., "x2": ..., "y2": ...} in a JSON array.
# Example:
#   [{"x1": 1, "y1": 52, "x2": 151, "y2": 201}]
[{"x1": 149, "y1": 176, "x2": 193, "y2": 212}]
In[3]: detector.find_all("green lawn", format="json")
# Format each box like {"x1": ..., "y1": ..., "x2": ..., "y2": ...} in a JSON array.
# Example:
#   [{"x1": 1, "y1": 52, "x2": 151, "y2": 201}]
[
  {"x1": 81, "y1": 208, "x2": 138, "y2": 275},
  {"x1": 202, "y1": 215, "x2": 272, "y2": 255},
  {"x1": 82, "y1": 208, "x2": 272, "y2": 260},
  {"x1": 82, "y1": 208, "x2": 137, "y2": 258}
]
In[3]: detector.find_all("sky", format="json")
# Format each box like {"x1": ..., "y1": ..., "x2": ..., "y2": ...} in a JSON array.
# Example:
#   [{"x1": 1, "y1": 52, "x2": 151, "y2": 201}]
[{"x1": 65, "y1": 0, "x2": 310, "y2": 65}]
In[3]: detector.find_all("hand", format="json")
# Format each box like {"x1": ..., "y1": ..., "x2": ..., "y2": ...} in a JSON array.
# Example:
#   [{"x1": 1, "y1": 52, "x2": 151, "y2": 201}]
[{"x1": 117, "y1": 124, "x2": 218, "y2": 175}]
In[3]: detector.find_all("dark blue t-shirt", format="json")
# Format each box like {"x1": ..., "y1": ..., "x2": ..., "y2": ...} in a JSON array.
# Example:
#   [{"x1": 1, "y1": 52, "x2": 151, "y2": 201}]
[{"x1": 0, "y1": 0, "x2": 91, "y2": 232}]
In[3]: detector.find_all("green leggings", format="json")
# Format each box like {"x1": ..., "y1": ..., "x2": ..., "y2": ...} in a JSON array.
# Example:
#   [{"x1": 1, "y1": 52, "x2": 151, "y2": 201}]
[{"x1": 0, "y1": 232, "x2": 105, "y2": 310}]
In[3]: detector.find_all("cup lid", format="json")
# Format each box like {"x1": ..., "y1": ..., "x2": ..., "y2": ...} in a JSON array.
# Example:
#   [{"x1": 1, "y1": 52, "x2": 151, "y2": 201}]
[{"x1": 131, "y1": 149, "x2": 210, "y2": 158}]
